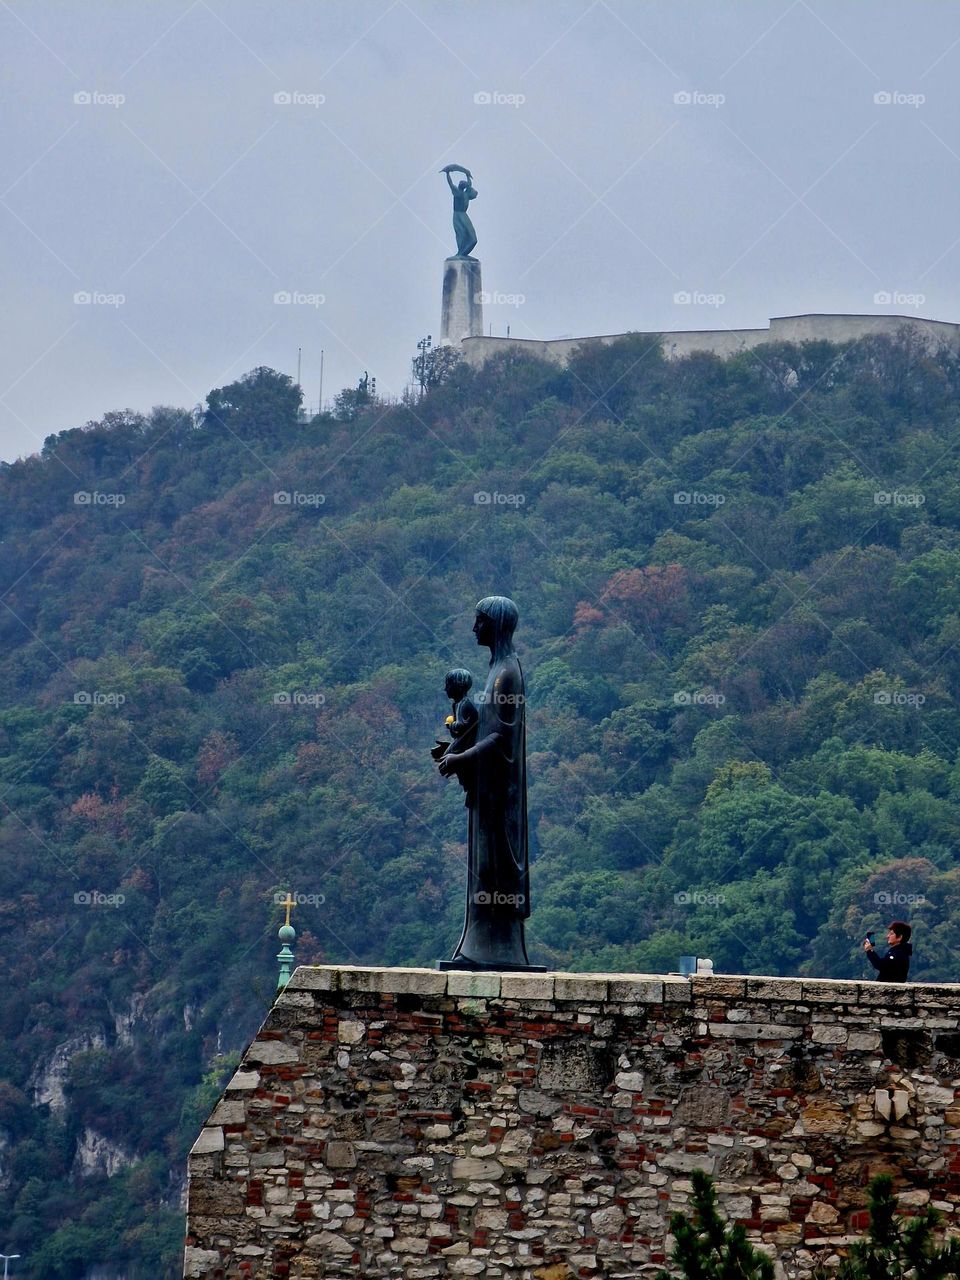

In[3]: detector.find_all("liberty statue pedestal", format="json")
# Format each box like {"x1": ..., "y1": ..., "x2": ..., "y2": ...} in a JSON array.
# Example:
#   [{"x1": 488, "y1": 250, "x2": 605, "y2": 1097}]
[{"x1": 440, "y1": 256, "x2": 483, "y2": 345}]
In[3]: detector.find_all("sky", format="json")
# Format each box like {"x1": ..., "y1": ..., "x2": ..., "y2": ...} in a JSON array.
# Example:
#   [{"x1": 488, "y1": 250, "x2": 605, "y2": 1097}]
[{"x1": 1, "y1": 0, "x2": 959, "y2": 464}]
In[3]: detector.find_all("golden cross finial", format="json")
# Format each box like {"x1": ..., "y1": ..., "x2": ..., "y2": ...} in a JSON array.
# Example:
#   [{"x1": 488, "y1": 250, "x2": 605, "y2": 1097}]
[{"x1": 281, "y1": 892, "x2": 296, "y2": 927}]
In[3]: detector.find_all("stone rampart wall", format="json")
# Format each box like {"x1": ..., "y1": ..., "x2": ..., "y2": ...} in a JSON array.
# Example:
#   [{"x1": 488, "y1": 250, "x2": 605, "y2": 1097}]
[{"x1": 184, "y1": 967, "x2": 960, "y2": 1279}]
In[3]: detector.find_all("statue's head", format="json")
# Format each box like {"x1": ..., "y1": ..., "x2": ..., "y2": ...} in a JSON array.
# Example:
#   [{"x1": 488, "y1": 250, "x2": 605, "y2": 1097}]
[
  {"x1": 474, "y1": 596, "x2": 519, "y2": 651},
  {"x1": 458, "y1": 179, "x2": 468, "y2": 191},
  {"x1": 445, "y1": 667, "x2": 473, "y2": 699}
]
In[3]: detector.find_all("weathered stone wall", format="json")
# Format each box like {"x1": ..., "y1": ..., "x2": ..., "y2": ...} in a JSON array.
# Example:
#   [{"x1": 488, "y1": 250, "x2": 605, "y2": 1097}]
[
  {"x1": 459, "y1": 311, "x2": 960, "y2": 369},
  {"x1": 184, "y1": 967, "x2": 960, "y2": 1279}
]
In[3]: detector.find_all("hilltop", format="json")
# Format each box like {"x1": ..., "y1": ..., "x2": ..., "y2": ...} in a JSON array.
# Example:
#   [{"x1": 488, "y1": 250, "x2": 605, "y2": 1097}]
[{"x1": 3, "y1": 331, "x2": 960, "y2": 1275}]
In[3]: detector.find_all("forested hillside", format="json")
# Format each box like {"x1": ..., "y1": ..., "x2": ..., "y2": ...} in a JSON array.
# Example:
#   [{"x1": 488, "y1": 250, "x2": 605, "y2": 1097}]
[{"x1": 3, "y1": 330, "x2": 960, "y2": 1276}]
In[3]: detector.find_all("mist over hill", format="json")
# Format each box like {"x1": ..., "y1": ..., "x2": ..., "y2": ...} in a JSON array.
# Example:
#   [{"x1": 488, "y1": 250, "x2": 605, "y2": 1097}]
[{"x1": 3, "y1": 332, "x2": 960, "y2": 1275}]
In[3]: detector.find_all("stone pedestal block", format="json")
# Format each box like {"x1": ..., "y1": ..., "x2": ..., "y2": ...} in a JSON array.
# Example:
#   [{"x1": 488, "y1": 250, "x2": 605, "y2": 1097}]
[{"x1": 440, "y1": 256, "x2": 483, "y2": 344}]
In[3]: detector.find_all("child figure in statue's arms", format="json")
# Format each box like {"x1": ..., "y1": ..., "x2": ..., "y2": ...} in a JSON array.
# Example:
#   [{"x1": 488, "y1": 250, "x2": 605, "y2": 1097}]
[{"x1": 431, "y1": 668, "x2": 478, "y2": 802}]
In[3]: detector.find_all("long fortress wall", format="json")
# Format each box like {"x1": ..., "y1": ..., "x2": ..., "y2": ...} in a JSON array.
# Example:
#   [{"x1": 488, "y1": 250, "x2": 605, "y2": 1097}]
[
  {"x1": 184, "y1": 966, "x2": 960, "y2": 1279},
  {"x1": 459, "y1": 312, "x2": 960, "y2": 369}
]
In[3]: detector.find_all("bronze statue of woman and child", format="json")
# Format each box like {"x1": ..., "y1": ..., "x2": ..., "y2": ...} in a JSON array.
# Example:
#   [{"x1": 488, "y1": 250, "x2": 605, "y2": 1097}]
[{"x1": 432, "y1": 596, "x2": 543, "y2": 971}]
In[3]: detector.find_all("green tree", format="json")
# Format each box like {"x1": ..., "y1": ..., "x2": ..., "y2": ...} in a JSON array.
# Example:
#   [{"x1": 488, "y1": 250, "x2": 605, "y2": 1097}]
[
  {"x1": 657, "y1": 1168, "x2": 774, "y2": 1280},
  {"x1": 830, "y1": 1174, "x2": 960, "y2": 1278}
]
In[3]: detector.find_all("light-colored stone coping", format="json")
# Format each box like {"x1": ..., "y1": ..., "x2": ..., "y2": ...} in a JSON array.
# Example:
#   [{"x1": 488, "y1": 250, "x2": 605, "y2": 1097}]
[{"x1": 282, "y1": 965, "x2": 960, "y2": 1007}]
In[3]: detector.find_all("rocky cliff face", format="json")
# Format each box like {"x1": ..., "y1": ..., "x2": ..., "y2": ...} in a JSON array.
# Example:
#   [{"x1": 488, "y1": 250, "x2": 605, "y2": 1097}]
[{"x1": 183, "y1": 966, "x2": 960, "y2": 1278}]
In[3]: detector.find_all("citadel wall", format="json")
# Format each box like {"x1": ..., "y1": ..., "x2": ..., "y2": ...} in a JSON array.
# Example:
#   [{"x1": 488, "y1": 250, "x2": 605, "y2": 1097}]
[
  {"x1": 184, "y1": 965, "x2": 960, "y2": 1278},
  {"x1": 459, "y1": 312, "x2": 960, "y2": 369}
]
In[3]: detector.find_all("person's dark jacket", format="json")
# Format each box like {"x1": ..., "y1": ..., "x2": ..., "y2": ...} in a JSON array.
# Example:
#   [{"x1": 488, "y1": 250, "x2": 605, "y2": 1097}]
[{"x1": 866, "y1": 940, "x2": 912, "y2": 982}]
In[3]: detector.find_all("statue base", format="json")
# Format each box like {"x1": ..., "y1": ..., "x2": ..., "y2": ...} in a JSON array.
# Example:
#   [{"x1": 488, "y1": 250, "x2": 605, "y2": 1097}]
[
  {"x1": 440, "y1": 255, "x2": 484, "y2": 344},
  {"x1": 437, "y1": 958, "x2": 547, "y2": 972}
]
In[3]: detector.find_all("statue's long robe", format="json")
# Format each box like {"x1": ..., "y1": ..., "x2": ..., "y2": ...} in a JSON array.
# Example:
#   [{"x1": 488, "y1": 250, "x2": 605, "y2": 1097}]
[{"x1": 451, "y1": 652, "x2": 530, "y2": 966}]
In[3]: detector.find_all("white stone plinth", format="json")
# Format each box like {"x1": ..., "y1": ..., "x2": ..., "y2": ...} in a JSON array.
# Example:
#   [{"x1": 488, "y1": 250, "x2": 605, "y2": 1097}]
[{"x1": 440, "y1": 256, "x2": 483, "y2": 344}]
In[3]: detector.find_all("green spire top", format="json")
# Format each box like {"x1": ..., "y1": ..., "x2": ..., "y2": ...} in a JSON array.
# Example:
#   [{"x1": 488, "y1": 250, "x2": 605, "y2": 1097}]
[{"x1": 276, "y1": 892, "x2": 297, "y2": 992}]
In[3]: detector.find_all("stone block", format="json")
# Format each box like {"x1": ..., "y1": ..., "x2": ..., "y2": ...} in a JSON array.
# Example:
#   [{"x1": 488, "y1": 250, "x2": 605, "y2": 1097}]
[
  {"x1": 209, "y1": 1099, "x2": 246, "y2": 1125},
  {"x1": 800, "y1": 978, "x2": 862, "y2": 1004},
  {"x1": 663, "y1": 977, "x2": 693, "y2": 1003},
  {"x1": 746, "y1": 977, "x2": 804, "y2": 1001},
  {"x1": 183, "y1": 1247, "x2": 222, "y2": 1277},
  {"x1": 286, "y1": 965, "x2": 339, "y2": 992},
  {"x1": 225, "y1": 1070, "x2": 261, "y2": 1091},
  {"x1": 451, "y1": 1157, "x2": 505, "y2": 1180},
  {"x1": 710, "y1": 1022, "x2": 802, "y2": 1040},
  {"x1": 190, "y1": 1126, "x2": 224, "y2": 1155},
  {"x1": 553, "y1": 973, "x2": 609, "y2": 1002},
  {"x1": 608, "y1": 977, "x2": 664, "y2": 1003},
  {"x1": 326, "y1": 1141, "x2": 358, "y2": 1169},
  {"x1": 691, "y1": 975, "x2": 746, "y2": 999},
  {"x1": 446, "y1": 971, "x2": 501, "y2": 999},
  {"x1": 500, "y1": 973, "x2": 555, "y2": 1000},
  {"x1": 246, "y1": 1039, "x2": 300, "y2": 1065}
]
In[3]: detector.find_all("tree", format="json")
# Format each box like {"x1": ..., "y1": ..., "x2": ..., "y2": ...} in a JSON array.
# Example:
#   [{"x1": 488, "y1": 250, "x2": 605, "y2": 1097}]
[
  {"x1": 830, "y1": 1174, "x2": 960, "y2": 1278},
  {"x1": 204, "y1": 366, "x2": 301, "y2": 436},
  {"x1": 657, "y1": 1168, "x2": 774, "y2": 1279}
]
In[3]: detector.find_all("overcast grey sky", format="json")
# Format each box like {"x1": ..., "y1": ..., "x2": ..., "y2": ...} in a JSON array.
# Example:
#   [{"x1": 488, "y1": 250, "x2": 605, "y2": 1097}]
[{"x1": 1, "y1": 0, "x2": 958, "y2": 463}]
